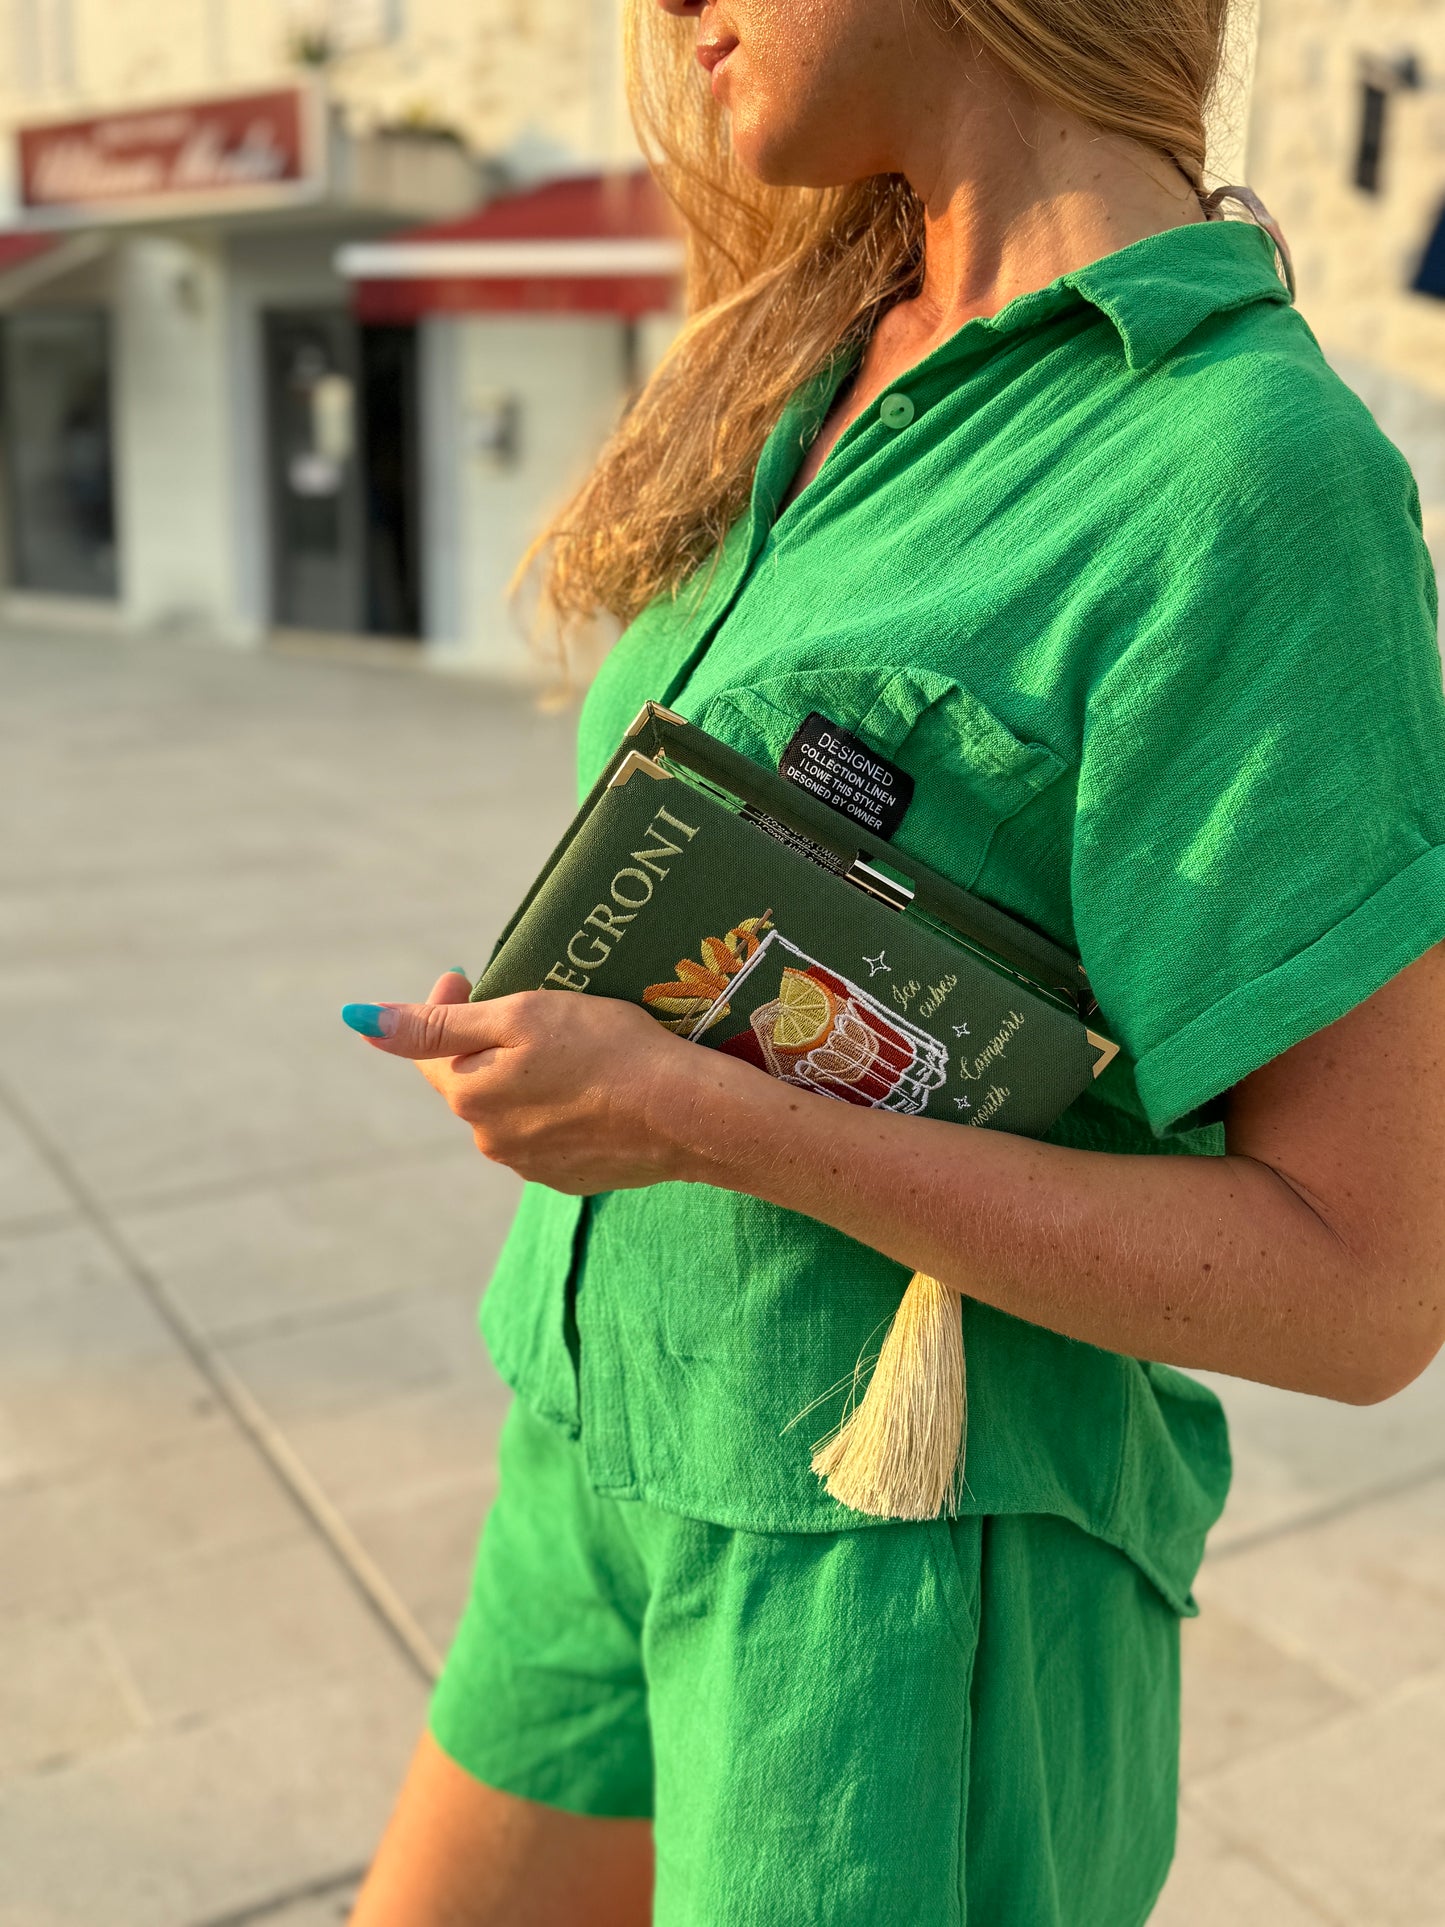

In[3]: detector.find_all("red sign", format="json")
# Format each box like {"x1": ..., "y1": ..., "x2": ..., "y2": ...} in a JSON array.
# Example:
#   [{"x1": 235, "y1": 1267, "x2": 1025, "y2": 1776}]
[{"x1": 18, "y1": 89, "x2": 314, "y2": 215}]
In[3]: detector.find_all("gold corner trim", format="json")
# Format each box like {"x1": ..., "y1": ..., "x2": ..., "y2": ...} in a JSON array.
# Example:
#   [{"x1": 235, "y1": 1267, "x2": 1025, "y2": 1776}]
[
  {"x1": 625, "y1": 701, "x2": 688, "y2": 738},
  {"x1": 1087, "y1": 1028, "x2": 1121, "y2": 1080},
  {"x1": 609, "y1": 750, "x2": 672, "y2": 788}
]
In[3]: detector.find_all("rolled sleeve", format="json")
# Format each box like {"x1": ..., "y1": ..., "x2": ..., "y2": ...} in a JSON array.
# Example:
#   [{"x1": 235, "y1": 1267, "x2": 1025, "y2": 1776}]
[
  {"x1": 1133, "y1": 840, "x2": 1445, "y2": 1134},
  {"x1": 1072, "y1": 386, "x2": 1445, "y2": 1138}
]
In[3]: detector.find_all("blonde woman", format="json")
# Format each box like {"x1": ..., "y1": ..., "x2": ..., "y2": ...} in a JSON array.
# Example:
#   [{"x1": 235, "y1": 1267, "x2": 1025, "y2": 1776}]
[{"x1": 347, "y1": 2, "x2": 1445, "y2": 1922}]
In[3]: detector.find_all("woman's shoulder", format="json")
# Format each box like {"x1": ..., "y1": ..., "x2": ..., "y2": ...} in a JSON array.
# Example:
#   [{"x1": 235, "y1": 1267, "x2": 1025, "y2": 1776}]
[
  {"x1": 1081, "y1": 297, "x2": 1439, "y2": 703},
  {"x1": 1158, "y1": 297, "x2": 1420, "y2": 529}
]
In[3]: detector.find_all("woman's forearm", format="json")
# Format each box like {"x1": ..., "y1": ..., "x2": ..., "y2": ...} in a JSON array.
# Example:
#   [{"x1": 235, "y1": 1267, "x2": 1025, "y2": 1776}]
[
  {"x1": 668, "y1": 1054, "x2": 1388, "y2": 1404},
  {"x1": 363, "y1": 969, "x2": 1444, "y2": 1401}
]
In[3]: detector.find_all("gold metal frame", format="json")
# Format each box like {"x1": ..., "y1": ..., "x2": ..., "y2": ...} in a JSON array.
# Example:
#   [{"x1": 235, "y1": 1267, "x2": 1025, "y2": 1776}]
[
  {"x1": 1087, "y1": 1029, "x2": 1121, "y2": 1079},
  {"x1": 608, "y1": 750, "x2": 672, "y2": 788},
  {"x1": 625, "y1": 701, "x2": 689, "y2": 738}
]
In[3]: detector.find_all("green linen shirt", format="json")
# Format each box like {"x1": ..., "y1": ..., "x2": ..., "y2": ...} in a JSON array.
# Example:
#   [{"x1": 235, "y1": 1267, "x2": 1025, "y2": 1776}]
[{"x1": 478, "y1": 219, "x2": 1445, "y2": 1613}]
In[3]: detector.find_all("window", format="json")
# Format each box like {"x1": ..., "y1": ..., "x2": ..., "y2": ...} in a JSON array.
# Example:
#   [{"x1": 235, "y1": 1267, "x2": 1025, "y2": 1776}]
[
  {"x1": 14, "y1": 0, "x2": 75, "y2": 96},
  {"x1": 0, "y1": 310, "x2": 118, "y2": 600},
  {"x1": 287, "y1": 0, "x2": 404, "y2": 55},
  {"x1": 1354, "y1": 53, "x2": 1424, "y2": 196},
  {"x1": 1355, "y1": 82, "x2": 1388, "y2": 193},
  {"x1": 1413, "y1": 205, "x2": 1445, "y2": 301},
  {"x1": 332, "y1": 0, "x2": 404, "y2": 48}
]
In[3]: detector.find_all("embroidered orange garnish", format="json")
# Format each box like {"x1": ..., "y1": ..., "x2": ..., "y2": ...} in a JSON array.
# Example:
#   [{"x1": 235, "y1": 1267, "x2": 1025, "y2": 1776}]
[{"x1": 642, "y1": 912, "x2": 775, "y2": 1035}]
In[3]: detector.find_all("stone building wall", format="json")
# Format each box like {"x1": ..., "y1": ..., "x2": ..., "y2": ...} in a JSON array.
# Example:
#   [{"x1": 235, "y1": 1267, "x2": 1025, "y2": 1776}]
[
  {"x1": 0, "y1": 0, "x2": 633, "y2": 188},
  {"x1": 1248, "y1": 0, "x2": 1445, "y2": 564}
]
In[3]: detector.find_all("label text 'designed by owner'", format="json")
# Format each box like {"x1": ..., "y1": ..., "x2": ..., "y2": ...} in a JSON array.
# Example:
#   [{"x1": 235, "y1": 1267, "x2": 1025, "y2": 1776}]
[{"x1": 542, "y1": 806, "x2": 702, "y2": 991}]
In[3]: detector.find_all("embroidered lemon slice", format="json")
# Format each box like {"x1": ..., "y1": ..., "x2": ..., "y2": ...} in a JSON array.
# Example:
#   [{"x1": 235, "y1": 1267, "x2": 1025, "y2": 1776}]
[{"x1": 772, "y1": 969, "x2": 833, "y2": 1052}]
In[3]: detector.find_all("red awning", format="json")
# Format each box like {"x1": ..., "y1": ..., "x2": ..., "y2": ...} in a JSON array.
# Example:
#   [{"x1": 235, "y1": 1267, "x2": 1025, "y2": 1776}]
[
  {"x1": 338, "y1": 171, "x2": 684, "y2": 323},
  {"x1": 0, "y1": 232, "x2": 60, "y2": 276},
  {"x1": 0, "y1": 230, "x2": 116, "y2": 309}
]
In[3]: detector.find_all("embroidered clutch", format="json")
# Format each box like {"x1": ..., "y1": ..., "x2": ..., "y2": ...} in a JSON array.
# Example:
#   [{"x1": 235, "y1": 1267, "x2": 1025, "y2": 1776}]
[{"x1": 472, "y1": 701, "x2": 1119, "y2": 1135}]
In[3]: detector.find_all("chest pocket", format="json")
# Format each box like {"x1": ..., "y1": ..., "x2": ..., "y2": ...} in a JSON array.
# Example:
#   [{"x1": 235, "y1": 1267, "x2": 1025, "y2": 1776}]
[{"x1": 695, "y1": 665, "x2": 1069, "y2": 895}]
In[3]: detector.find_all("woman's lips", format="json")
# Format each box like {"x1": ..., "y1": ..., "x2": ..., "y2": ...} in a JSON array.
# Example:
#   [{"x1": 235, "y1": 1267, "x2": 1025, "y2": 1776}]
[{"x1": 696, "y1": 36, "x2": 738, "y2": 83}]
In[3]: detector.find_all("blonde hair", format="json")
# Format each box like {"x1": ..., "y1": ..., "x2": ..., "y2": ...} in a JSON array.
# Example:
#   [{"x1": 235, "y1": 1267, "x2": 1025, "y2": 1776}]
[{"x1": 530, "y1": 0, "x2": 1235, "y2": 637}]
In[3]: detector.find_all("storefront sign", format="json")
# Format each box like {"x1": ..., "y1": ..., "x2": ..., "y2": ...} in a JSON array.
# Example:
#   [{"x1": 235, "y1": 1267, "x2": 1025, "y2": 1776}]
[{"x1": 17, "y1": 89, "x2": 320, "y2": 219}]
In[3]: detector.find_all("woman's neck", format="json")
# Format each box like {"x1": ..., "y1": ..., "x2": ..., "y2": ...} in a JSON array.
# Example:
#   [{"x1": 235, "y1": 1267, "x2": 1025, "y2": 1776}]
[
  {"x1": 776, "y1": 60, "x2": 1208, "y2": 513},
  {"x1": 890, "y1": 61, "x2": 1206, "y2": 350}
]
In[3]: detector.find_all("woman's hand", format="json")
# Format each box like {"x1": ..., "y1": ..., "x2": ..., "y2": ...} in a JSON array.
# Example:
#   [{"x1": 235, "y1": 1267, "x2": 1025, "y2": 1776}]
[{"x1": 342, "y1": 973, "x2": 717, "y2": 1195}]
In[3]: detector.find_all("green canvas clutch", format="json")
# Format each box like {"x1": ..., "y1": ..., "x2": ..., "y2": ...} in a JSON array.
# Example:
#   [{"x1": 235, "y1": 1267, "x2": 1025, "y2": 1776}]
[{"x1": 473, "y1": 701, "x2": 1120, "y2": 1137}]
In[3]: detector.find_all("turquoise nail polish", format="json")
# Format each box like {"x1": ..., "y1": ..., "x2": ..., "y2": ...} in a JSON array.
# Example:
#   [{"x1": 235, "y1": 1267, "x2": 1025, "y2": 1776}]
[
  {"x1": 449, "y1": 966, "x2": 470, "y2": 980},
  {"x1": 342, "y1": 1003, "x2": 391, "y2": 1038}
]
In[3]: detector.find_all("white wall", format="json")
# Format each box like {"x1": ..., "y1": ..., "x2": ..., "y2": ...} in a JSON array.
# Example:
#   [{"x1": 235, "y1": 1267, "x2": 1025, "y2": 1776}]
[{"x1": 425, "y1": 312, "x2": 631, "y2": 677}]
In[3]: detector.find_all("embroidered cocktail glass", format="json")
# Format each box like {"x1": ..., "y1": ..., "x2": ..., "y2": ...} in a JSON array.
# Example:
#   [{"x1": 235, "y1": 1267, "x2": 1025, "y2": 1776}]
[{"x1": 696, "y1": 931, "x2": 949, "y2": 1114}]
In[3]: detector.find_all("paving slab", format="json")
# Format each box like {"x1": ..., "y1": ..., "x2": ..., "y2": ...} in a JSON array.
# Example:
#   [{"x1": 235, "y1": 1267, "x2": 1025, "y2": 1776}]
[
  {"x1": 114, "y1": 1145, "x2": 521, "y2": 1341},
  {"x1": 1190, "y1": 1670, "x2": 1445, "y2": 1926},
  {"x1": 1197, "y1": 1474, "x2": 1445, "y2": 1698},
  {"x1": 0, "y1": 1105, "x2": 74, "y2": 1231},
  {"x1": 0, "y1": 635, "x2": 572, "y2": 909},
  {"x1": 1192, "y1": 1359, "x2": 1445, "y2": 1549},
  {"x1": 0, "y1": 1611, "x2": 144, "y2": 1780},
  {"x1": 0, "y1": 1481, "x2": 87, "y2": 1619},
  {"x1": 202, "y1": 1883, "x2": 362, "y2": 1927},
  {"x1": 1150, "y1": 1808, "x2": 1337, "y2": 1927},
  {"x1": 1179, "y1": 1594, "x2": 1359, "y2": 1782},
  {"x1": 0, "y1": 1400, "x2": 29, "y2": 1490},
  {"x1": 0, "y1": 1219, "x2": 218, "y2": 1480},
  {"x1": 279, "y1": 1373, "x2": 508, "y2": 1515},
  {"x1": 46, "y1": 1423, "x2": 304, "y2": 1596},
  {"x1": 97, "y1": 1536, "x2": 404, "y2": 1727},
  {"x1": 217, "y1": 1287, "x2": 486, "y2": 1428},
  {"x1": 0, "y1": 1656, "x2": 424, "y2": 1927},
  {"x1": 0, "y1": 948, "x2": 470, "y2": 1209},
  {"x1": 347, "y1": 1474, "x2": 495, "y2": 1655}
]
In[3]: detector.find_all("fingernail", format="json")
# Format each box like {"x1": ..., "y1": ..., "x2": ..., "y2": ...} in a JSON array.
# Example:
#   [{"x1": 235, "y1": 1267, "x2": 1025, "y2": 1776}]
[
  {"x1": 449, "y1": 966, "x2": 470, "y2": 980},
  {"x1": 342, "y1": 1003, "x2": 397, "y2": 1039}
]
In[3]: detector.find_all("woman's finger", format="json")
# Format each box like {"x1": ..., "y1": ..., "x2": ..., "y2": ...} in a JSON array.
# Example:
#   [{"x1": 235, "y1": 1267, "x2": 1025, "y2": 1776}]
[
  {"x1": 341, "y1": 992, "x2": 501, "y2": 1061},
  {"x1": 427, "y1": 968, "x2": 474, "y2": 1006}
]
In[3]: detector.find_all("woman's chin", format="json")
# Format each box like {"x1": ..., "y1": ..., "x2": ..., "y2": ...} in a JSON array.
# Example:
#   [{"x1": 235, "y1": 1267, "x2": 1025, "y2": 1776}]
[{"x1": 728, "y1": 119, "x2": 862, "y2": 190}]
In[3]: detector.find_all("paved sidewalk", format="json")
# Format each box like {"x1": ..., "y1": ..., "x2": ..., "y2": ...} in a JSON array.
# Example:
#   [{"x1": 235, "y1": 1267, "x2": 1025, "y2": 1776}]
[{"x1": 2, "y1": 625, "x2": 1442, "y2": 1926}]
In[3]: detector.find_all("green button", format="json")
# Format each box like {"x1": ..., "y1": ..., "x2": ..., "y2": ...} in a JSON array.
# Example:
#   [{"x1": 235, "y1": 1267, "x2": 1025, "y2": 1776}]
[{"x1": 880, "y1": 392, "x2": 916, "y2": 431}]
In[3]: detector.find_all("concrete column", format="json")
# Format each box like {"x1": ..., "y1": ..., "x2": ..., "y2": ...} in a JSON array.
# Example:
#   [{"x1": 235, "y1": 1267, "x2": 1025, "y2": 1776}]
[
  {"x1": 419, "y1": 316, "x2": 464, "y2": 651},
  {"x1": 112, "y1": 232, "x2": 241, "y2": 641}
]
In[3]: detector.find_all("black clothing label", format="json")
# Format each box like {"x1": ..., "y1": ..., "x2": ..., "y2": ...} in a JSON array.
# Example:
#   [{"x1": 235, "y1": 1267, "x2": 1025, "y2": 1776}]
[{"x1": 778, "y1": 712, "x2": 915, "y2": 840}]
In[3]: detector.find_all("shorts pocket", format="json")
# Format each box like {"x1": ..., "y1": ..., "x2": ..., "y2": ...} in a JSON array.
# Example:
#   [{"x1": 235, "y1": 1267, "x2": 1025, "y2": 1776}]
[
  {"x1": 926, "y1": 1513, "x2": 983, "y2": 1658},
  {"x1": 697, "y1": 666, "x2": 1068, "y2": 893}
]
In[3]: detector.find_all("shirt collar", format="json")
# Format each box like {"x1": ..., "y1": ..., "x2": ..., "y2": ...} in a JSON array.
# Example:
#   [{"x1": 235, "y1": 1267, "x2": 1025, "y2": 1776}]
[
  {"x1": 771, "y1": 218, "x2": 1295, "y2": 486},
  {"x1": 1063, "y1": 218, "x2": 1293, "y2": 371}
]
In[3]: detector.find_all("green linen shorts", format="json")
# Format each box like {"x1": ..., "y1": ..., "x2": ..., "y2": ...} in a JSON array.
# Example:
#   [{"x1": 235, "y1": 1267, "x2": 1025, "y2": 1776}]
[{"x1": 431, "y1": 1397, "x2": 1183, "y2": 1927}]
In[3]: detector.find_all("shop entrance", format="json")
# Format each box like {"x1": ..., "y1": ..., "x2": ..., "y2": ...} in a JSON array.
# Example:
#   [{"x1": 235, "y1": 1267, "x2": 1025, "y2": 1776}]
[
  {"x1": 263, "y1": 310, "x2": 421, "y2": 638},
  {"x1": 0, "y1": 309, "x2": 118, "y2": 600}
]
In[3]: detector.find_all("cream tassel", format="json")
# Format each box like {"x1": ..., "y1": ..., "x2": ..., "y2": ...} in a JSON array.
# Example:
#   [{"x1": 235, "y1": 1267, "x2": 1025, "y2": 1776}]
[{"x1": 808, "y1": 1272, "x2": 967, "y2": 1521}]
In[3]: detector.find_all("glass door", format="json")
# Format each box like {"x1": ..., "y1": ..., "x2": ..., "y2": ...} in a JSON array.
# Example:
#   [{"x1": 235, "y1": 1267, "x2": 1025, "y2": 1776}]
[
  {"x1": 359, "y1": 322, "x2": 422, "y2": 639},
  {"x1": 264, "y1": 310, "x2": 366, "y2": 634},
  {"x1": 0, "y1": 308, "x2": 118, "y2": 600}
]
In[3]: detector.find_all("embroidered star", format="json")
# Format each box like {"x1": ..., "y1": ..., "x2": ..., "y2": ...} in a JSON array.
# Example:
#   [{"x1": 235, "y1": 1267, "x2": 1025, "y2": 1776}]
[
  {"x1": 955, "y1": 1096, "x2": 972, "y2": 1111},
  {"x1": 863, "y1": 951, "x2": 890, "y2": 977},
  {"x1": 952, "y1": 1023, "x2": 971, "y2": 1037}
]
